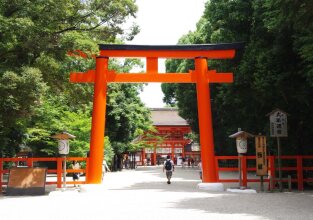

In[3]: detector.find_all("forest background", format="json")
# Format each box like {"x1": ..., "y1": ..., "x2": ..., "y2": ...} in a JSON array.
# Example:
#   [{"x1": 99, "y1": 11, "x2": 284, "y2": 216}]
[
  {"x1": 0, "y1": 0, "x2": 313, "y2": 169},
  {"x1": 162, "y1": 0, "x2": 313, "y2": 156}
]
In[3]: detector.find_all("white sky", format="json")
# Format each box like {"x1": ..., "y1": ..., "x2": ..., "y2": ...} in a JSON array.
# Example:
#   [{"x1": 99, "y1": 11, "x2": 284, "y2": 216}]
[{"x1": 127, "y1": 0, "x2": 206, "y2": 107}]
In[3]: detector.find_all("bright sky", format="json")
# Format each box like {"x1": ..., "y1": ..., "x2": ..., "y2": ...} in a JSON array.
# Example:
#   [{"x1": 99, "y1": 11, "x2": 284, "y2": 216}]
[{"x1": 127, "y1": 0, "x2": 206, "y2": 108}]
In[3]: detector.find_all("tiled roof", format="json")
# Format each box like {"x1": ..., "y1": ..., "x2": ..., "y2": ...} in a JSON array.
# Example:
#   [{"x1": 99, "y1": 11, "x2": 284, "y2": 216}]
[{"x1": 150, "y1": 108, "x2": 189, "y2": 126}]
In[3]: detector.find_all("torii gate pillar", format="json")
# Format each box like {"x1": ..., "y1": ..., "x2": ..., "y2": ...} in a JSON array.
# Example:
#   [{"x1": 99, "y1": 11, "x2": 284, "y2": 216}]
[
  {"x1": 195, "y1": 58, "x2": 218, "y2": 183},
  {"x1": 87, "y1": 56, "x2": 108, "y2": 183}
]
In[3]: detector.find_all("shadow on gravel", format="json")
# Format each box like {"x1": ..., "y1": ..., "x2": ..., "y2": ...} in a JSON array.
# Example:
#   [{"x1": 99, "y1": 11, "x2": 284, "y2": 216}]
[
  {"x1": 171, "y1": 191, "x2": 313, "y2": 220},
  {"x1": 110, "y1": 167, "x2": 313, "y2": 220}
]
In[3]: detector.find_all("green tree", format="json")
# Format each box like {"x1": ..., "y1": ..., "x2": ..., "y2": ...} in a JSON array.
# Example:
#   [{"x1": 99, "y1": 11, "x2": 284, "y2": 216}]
[
  {"x1": 0, "y1": 0, "x2": 140, "y2": 156},
  {"x1": 163, "y1": 0, "x2": 313, "y2": 155},
  {"x1": 0, "y1": 67, "x2": 46, "y2": 156}
]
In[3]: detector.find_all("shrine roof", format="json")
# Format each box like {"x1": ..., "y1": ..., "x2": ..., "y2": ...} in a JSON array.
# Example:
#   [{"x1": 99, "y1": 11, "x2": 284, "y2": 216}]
[
  {"x1": 150, "y1": 108, "x2": 189, "y2": 126},
  {"x1": 99, "y1": 42, "x2": 244, "y2": 51}
]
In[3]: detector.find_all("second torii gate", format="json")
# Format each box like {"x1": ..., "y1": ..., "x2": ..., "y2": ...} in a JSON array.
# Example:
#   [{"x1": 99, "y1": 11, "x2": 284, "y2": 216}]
[{"x1": 70, "y1": 43, "x2": 243, "y2": 189}]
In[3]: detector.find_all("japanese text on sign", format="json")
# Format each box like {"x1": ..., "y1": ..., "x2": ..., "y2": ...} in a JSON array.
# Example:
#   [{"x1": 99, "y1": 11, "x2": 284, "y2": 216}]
[
  {"x1": 255, "y1": 136, "x2": 267, "y2": 176},
  {"x1": 269, "y1": 110, "x2": 288, "y2": 137}
]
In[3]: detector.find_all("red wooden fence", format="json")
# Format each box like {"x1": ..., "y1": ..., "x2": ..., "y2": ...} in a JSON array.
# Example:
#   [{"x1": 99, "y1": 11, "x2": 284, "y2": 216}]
[
  {"x1": 215, "y1": 155, "x2": 313, "y2": 191},
  {"x1": 1, "y1": 155, "x2": 313, "y2": 191},
  {"x1": 0, "y1": 157, "x2": 88, "y2": 192}
]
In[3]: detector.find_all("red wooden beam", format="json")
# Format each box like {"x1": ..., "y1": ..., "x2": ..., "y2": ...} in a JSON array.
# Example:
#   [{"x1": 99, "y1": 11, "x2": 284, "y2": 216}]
[{"x1": 70, "y1": 71, "x2": 233, "y2": 83}]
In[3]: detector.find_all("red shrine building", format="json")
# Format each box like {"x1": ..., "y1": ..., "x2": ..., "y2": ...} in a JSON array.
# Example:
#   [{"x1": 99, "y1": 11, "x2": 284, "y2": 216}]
[{"x1": 137, "y1": 108, "x2": 200, "y2": 166}]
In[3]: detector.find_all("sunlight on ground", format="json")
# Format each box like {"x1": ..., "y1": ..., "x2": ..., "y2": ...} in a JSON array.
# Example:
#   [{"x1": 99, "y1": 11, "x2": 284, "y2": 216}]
[{"x1": 1, "y1": 167, "x2": 313, "y2": 220}]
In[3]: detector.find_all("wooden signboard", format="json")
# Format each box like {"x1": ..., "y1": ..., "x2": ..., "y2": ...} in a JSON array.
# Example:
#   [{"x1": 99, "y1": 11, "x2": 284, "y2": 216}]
[
  {"x1": 6, "y1": 167, "x2": 47, "y2": 196},
  {"x1": 255, "y1": 136, "x2": 267, "y2": 176}
]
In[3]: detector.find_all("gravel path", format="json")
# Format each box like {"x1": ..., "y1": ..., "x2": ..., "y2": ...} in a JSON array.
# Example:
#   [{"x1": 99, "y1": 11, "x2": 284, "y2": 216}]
[{"x1": 0, "y1": 166, "x2": 312, "y2": 220}]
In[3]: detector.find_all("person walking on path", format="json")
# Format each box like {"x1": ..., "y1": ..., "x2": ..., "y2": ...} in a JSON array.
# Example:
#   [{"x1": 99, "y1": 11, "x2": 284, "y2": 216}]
[
  {"x1": 163, "y1": 155, "x2": 174, "y2": 184},
  {"x1": 191, "y1": 158, "x2": 195, "y2": 168},
  {"x1": 72, "y1": 160, "x2": 80, "y2": 187},
  {"x1": 182, "y1": 157, "x2": 186, "y2": 169},
  {"x1": 102, "y1": 159, "x2": 111, "y2": 180},
  {"x1": 198, "y1": 160, "x2": 202, "y2": 180}
]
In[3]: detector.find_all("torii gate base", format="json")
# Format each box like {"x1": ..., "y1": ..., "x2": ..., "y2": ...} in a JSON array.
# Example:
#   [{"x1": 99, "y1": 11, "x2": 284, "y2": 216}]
[{"x1": 70, "y1": 43, "x2": 242, "y2": 191}]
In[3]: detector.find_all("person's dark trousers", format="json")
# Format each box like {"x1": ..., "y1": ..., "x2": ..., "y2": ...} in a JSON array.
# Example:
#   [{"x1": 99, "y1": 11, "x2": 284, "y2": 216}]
[{"x1": 166, "y1": 170, "x2": 172, "y2": 184}]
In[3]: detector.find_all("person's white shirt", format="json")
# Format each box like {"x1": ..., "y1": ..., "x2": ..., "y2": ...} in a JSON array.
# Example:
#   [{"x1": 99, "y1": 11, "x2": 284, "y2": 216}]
[
  {"x1": 72, "y1": 162, "x2": 80, "y2": 170},
  {"x1": 102, "y1": 160, "x2": 110, "y2": 172},
  {"x1": 198, "y1": 161, "x2": 202, "y2": 171}
]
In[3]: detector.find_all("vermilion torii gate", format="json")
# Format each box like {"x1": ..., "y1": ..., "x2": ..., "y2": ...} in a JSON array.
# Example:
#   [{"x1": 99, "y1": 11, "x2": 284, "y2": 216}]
[{"x1": 70, "y1": 43, "x2": 243, "y2": 186}]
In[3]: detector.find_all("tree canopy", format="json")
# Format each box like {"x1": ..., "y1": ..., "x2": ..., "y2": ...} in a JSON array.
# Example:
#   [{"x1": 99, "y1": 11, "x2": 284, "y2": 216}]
[
  {"x1": 162, "y1": 0, "x2": 313, "y2": 155},
  {"x1": 0, "y1": 0, "x2": 152, "y2": 162}
]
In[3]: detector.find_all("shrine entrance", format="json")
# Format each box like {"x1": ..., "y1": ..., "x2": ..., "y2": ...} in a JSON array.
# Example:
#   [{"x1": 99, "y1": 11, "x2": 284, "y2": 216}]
[{"x1": 70, "y1": 43, "x2": 243, "y2": 186}]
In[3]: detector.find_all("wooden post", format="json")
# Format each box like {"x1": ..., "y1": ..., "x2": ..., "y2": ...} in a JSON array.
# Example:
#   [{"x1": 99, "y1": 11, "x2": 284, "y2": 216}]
[
  {"x1": 269, "y1": 176, "x2": 273, "y2": 192},
  {"x1": 63, "y1": 156, "x2": 67, "y2": 188},
  {"x1": 87, "y1": 56, "x2": 108, "y2": 184},
  {"x1": 153, "y1": 145, "x2": 157, "y2": 166},
  {"x1": 85, "y1": 157, "x2": 89, "y2": 181},
  {"x1": 57, "y1": 157, "x2": 63, "y2": 188},
  {"x1": 242, "y1": 155, "x2": 247, "y2": 187},
  {"x1": 269, "y1": 156, "x2": 276, "y2": 190},
  {"x1": 238, "y1": 154, "x2": 242, "y2": 187},
  {"x1": 297, "y1": 156, "x2": 304, "y2": 191},
  {"x1": 260, "y1": 176, "x2": 264, "y2": 192},
  {"x1": 142, "y1": 149, "x2": 145, "y2": 166},
  {"x1": 195, "y1": 57, "x2": 217, "y2": 182},
  {"x1": 0, "y1": 159, "x2": 2, "y2": 193},
  {"x1": 26, "y1": 157, "x2": 33, "y2": 167},
  {"x1": 277, "y1": 137, "x2": 283, "y2": 192},
  {"x1": 288, "y1": 175, "x2": 292, "y2": 192},
  {"x1": 215, "y1": 157, "x2": 220, "y2": 181}
]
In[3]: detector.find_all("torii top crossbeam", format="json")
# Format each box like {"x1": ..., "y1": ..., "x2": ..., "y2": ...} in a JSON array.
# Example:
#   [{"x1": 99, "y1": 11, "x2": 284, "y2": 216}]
[
  {"x1": 98, "y1": 43, "x2": 243, "y2": 58},
  {"x1": 70, "y1": 43, "x2": 243, "y2": 84}
]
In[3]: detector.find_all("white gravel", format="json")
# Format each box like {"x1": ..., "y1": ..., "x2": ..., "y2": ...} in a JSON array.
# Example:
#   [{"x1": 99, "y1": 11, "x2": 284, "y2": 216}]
[{"x1": 0, "y1": 166, "x2": 312, "y2": 220}]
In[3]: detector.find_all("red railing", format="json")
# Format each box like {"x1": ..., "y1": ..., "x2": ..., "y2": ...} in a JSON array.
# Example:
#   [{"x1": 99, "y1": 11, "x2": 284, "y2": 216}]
[
  {"x1": 2, "y1": 155, "x2": 313, "y2": 191},
  {"x1": 0, "y1": 157, "x2": 89, "y2": 191},
  {"x1": 215, "y1": 155, "x2": 313, "y2": 190}
]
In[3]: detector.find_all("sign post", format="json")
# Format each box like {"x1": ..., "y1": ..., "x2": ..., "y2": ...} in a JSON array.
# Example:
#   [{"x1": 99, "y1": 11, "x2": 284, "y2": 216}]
[
  {"x1": 268, "y1": 109, "x2": 288, "y2": 192},
  {"x1": 229, "y1": 128, "x2": 254, "y2": 189},
  {"x1": 255, "y1": 135, "x2": 267, "y2": 192}
]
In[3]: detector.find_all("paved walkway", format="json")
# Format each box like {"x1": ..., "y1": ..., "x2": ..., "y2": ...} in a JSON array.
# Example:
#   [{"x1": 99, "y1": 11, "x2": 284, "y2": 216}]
[{"x1": 1, "y1": 166, "x2": 313, "y2": 220}]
